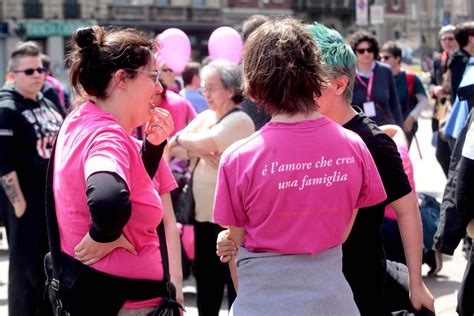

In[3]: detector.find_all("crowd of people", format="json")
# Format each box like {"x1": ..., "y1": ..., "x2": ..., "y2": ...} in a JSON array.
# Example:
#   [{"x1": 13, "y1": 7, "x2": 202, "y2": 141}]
[{"x1": 0, "y1": 13, "x2": 473, "y2": 316}]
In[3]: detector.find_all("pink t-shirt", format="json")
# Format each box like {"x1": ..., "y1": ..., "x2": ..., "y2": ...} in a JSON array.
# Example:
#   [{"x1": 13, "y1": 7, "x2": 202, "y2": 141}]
[
  {"x1": 160, "y1": 90, "x2": 196, "y2": 137},
  {"x1": 214, "y1": 116, "x2": 386, "y2": 255},
  {"x1": 54, "y1": 101, "x2": 165, "y2": 283},
  {"x1": 384, "y1": 142, "x2": 415, "y2": 220}
]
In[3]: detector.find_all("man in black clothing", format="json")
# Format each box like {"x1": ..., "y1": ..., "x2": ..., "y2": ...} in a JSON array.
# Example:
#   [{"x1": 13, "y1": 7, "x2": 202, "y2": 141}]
[
  {"x1": 0, "y1": 41, "x2": 63, "y2": 315},
  {"x1": 434, "y1": 21, "x2": 474, "y2": 260}
]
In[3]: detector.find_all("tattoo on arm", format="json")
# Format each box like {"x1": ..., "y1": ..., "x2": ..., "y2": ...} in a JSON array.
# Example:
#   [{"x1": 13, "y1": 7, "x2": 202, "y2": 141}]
[{"x1": 1, "y1": 173, "x2": 21, "y2": 204}]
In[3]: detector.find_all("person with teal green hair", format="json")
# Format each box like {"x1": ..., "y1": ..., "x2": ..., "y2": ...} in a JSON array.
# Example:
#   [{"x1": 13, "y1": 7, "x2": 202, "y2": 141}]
[{"x1": 306, "y1": 22, "x2": 435, "y2": 315}]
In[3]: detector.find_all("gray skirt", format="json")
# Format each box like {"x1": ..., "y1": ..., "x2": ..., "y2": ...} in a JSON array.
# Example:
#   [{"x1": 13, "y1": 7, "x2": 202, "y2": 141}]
[{"x1": 231, "y1": 245, "x2": 360, "y2": 316}]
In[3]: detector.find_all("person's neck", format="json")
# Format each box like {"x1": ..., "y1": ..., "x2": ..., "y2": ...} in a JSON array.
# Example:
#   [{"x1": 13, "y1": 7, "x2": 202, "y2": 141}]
[
  {"x1": 323, "y1": 98, "x2": 358, "y2": 125},
  {"x1": 357, "y1": 61, "x2": 373, "y2": 73},
  {"x1": 271, "y1": 110, "x2": 321, "y2": 123},
  {"x1": 15, "y1": 86, "x2": 38, "y2": 101},
  {"x1": 94, "y1": 97, "x2": 134, "y2": 133},
  {"x1": 185, "y1": 84, "x2": 199, "y2": 91},
  {"x1": 392, "y1": 64, "x2": 402, "y2": 76},
  {"x1": 215, "y1": 101, "x2": 237, "y2": 119},
  {"x1": 464, "y1": 44, "x2": 474, "y2": 56}
]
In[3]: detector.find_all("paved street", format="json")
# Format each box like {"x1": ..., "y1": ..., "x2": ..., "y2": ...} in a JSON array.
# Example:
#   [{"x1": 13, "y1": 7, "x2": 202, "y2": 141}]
[{"x1": 0, "y1": 112, "x2": 468, "y2": 315}]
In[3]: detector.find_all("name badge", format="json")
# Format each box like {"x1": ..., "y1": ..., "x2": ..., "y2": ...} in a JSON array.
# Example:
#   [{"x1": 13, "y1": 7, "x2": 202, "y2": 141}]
[{"x1": 363, "y1": 101, "x2": 376, "y2": 117}]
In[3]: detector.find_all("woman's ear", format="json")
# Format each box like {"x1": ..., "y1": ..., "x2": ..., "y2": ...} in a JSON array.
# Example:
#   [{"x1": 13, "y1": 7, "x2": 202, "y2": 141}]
[
  {"x1": 114, "y1": 69, "x2": 129, "y2": 90},
  {"x1": 333, "y1": 76, "x2": 349, "y2": 96}
]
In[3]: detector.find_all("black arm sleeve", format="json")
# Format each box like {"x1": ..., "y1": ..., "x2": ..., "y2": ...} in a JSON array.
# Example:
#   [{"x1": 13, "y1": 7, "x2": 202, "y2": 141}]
[
  {"x1": 86, "y1": 172, "x2": 132, "y2": 243},
  {"x1": 141, "y1": 139, "x2": 166, "y2": 179},
  {"x1": 456, "y1": 156, "x2": 474, "y2": 220}
]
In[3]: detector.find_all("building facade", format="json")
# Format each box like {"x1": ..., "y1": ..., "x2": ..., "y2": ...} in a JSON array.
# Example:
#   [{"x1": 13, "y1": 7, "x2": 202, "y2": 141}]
[{"x1": 1, "y1": 0, "x2": 473, "y2": 86}]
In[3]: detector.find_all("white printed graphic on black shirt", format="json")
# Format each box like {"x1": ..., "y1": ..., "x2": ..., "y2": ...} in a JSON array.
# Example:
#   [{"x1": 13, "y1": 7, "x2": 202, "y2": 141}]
[{"x1": 21, "y1": 105, "x2": 62, "y2": 159}]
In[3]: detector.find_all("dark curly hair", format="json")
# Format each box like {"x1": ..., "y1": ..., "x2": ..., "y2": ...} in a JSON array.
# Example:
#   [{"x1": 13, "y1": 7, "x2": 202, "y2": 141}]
[
  {"x1": 349, "y1": 31, "x2": 380, "y2": 61},
  {"x1": 242, "y1": 18, "x2": 327, "y2": 115},
  {"x1": 68, "y1": 26, "x2": 156, "y2": 100}
]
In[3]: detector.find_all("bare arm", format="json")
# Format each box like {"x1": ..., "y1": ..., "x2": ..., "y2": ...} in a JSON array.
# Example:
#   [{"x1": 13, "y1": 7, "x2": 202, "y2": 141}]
[
  {"x1": 226, "y1": 226, "x2": 245, "y2": 292},
  {"x1": 161, "y1": 193, "x2": 184, "y2": 305},
  {"x1": 1, "y1": 171, "x2": 27, "y2": 218},
  {"x1": 170, "y1": 133, "x2": 219, "y2": 157},
  {"x1": 391, "y1": 191, "x2": 435, "y2": 311}
]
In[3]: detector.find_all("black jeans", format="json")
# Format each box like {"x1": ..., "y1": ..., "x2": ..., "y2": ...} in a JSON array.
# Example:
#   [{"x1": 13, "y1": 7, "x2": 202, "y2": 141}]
[
  {"x1": 194, "y1": 222, "x2": 236, "y2": 316},
  {"x1": 435, "y1": 133, "x2": 452, "y2": 178},
  {"x1": 458, "y1": 243, "x2": 474, "y2": 316},
  {"x1": 3, "y1": 193, "x2": 51, "y2": 316}
]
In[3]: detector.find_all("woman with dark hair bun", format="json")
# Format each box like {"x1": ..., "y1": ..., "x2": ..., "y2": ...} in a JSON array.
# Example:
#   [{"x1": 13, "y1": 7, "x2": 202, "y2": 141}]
[
  {"x1": 51, "y1": 26, "x2": 183, "y2": 315},
  {"x1": 213, "y1": 18, "x2": 386, "y2": 315}
]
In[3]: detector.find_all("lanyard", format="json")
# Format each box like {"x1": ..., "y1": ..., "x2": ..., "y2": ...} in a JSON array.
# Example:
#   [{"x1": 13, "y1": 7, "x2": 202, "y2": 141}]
[{"x1": 355, "y1": 71, "x2": 374, "y2": 102}]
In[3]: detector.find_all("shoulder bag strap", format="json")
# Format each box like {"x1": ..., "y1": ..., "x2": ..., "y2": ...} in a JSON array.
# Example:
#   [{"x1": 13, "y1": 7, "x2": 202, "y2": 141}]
[{"x1": 45, "y1": 132, "x2": 62, "y2": 290}]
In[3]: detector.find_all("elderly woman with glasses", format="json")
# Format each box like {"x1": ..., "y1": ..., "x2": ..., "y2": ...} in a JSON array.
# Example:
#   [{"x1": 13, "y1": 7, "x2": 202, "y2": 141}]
[
  {"x1": 350, "y1": 31, "x2": 403, "y2": 127},
  {"x1": 169, "y1": 59, "x2": 255, "y2": 316}
]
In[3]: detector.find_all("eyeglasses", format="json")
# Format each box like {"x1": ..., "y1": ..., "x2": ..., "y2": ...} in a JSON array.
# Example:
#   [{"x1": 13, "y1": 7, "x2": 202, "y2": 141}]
[
  {"x1": 380, "y1": 55, "x2": 393, "y2": 61},
  {"x1": 13, "y1": 67, "x2": 47, "y2": 76},
  {"x1": 441, "y1": 36, "x2": 455, "y2": 42},
  {"x1": 201, "y1": 85, "x2": 223, "y2": 94},
  {"x1": 124, "y1": 68, "x2": 160, "y2": 84},
  {"x1": 355, "y1": 47, "x2": 375, "y2": 54}
]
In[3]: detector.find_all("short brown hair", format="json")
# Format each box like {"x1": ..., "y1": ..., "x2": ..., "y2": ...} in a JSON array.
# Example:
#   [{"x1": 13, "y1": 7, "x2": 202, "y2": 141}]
[
  {"x1": 181, "y1": 61, "x2": 201, "y2": 86},
  {"x1": 68, "y1": 26, "x2": 155, "y2": 99},
  {"x1": 242, "y1": 15, "x2": 270, "y2": 42},
  {"x1": 7, "y1": 41, "x2": 41, "y2": 71},
  {"x1": 242, "y1": 18, "x2": 327, "y2": 115}
]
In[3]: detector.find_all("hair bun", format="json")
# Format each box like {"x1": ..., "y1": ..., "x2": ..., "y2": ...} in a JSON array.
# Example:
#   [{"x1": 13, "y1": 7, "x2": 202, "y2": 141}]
[{"x1": 74, "y1": 27, "x2": 96, "y2": 49}]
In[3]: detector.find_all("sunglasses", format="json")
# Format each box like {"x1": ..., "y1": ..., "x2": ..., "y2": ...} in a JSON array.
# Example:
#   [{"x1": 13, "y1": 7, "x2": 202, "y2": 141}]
[
  {"x1": 380, "y1": 55, "x2": 393, "y2": 61},
  {"x1": 13, "y1": 67, "x2": 47, "y2": 76},
  {"x1": 124, "y1": 68, "x2": 160, "y2": 84},
  {"x1": 356, "y1": 47, "x2": 375, "y2": 54}
]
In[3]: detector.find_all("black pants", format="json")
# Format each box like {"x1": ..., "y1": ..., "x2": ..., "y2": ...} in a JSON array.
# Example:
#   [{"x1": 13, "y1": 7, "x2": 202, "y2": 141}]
[
  {"x1": 435, "y1": 133, "x2": 452, "y2": 178},
  {"x1": 194, "y1": 222, "x2": 236, "y2": 316},
  {"x1": 458, "y1": 243, "x2": 474, "y2": 316},
  {"x1": 3, "y1": 193, "x2": 51, "y2": 316}
]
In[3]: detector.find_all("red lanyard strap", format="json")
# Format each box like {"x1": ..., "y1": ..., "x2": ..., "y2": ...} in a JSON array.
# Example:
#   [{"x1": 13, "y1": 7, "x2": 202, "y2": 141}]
[{"x1": 356, "y1": 71, "x2": 374, "y2": 102}]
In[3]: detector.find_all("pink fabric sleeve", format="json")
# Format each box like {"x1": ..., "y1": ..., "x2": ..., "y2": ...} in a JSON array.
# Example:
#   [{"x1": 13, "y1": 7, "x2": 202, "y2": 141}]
[
  {"x1": 355, "y1": 141, "x2": 387, "y2": 209},
  {"x1": 84, "y1": 131, "x2": 132, "y2": 188},
  {"x1": 153, "y1": 158, "x2": 178, "y2": 195},
  {"x1": 213, "y1": 155, "x2": 247, "y2": 227}
]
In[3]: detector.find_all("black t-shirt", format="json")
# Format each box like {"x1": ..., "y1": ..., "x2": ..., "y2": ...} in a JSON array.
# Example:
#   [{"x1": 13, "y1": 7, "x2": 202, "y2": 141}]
[
  {"x1": 341, "y1": 108, "x2": 412, "y2": 315},
  {"x1": 0, "y1": 89, "x2": 63, "y2": 195},
  {"x1": 241, "y1": 99, "x2": 271, "y2": 131}
]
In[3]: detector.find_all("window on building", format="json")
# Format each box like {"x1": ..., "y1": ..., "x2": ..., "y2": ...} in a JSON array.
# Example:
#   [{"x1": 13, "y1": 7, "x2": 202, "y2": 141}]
[
  {"x1": 155, "y1": 0, "x2": 170, "y2": 6},
  {"x1": 391, "y1": 0, "x2": 400, "y2": 11},
  {"x1": 64, "y1": 0, "x2": 80, "y2": 19},
  {"x1": 192, "y1": 0, "x2": 205, "y2": 7},
  {"x1": 115, "y1": 0, "x2": 131, "y2": 4},
  {"x1": 394, "y1": 30, "x2": 400, "y2": 39},
  {"x1": 23, "y1": 0, "x2": 43, "y2": 18}
]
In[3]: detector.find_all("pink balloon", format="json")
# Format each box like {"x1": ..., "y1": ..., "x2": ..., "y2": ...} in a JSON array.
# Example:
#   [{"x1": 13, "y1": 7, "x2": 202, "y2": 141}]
[
  {"x1": 157, "y1": 28, "x2": 191, "y2": 73},
  {"x1": 208, "y1": 27, "x2": 243, "y2": 65}
]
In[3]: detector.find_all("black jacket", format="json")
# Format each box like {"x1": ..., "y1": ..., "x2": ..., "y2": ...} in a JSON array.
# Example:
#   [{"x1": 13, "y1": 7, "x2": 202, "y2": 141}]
[{"x1": 448, "y1": 48, "x2": 471, "y2": 103}]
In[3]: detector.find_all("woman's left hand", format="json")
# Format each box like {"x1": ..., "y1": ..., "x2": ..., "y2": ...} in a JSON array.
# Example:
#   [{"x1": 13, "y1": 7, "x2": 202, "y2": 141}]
[
  {"x1": 74, "y1": 233, "x2": 137, "y2": 266},
  {"x1": 409, "y1": 280, "x2": 435, "y2": 312},
  {"x1": 146, "y1": 108, "x2": 174, "y2": 145}
]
